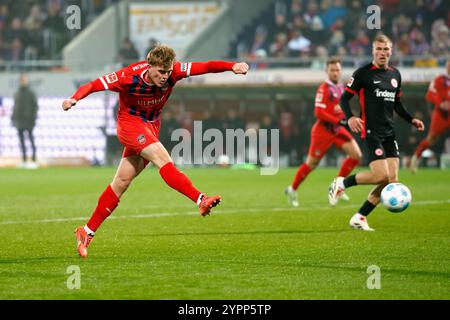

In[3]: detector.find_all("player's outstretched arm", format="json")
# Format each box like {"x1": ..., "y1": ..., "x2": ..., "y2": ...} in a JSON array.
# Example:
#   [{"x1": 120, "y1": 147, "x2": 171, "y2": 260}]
[
  {"x1": 188, "y1": 61, "x2": 249, "y2": 76},
  {"x1": 61, "y1": 78, "x2": 109, "y2": 111},
  {"x1": 62, "y1": 98, "x2": 77, "y2": 111}
]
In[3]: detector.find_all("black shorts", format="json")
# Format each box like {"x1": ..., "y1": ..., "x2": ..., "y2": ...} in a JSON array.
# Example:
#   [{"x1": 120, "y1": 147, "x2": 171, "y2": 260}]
[{"x1": 364, "y1": 135, "x2": 400, "y2": 164}]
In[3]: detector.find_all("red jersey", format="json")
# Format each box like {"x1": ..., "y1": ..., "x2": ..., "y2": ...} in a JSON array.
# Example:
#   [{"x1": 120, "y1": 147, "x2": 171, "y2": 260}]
[
  {"x1": 71, "y1": 60, "x2": 235, "y2": 125},
  {"x1": 314, "y1": 80, "x2": 345, "y2": 126},
  {"x1": 426, "y1": 74, "x2": 450, "y2": 118}
]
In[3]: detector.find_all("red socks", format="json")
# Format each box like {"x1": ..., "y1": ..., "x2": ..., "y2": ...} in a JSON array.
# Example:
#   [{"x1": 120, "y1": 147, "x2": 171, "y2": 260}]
[
  {"x1": 338, "y1": 157, "x2": 359, "y2": 178},
  {"x1": 415, "y1": 139, "x2": 430, "y2": 158},
  {"x1": 291, "y1": 163, "x2": 312, "y2": 190},
  {"x1": 87, "y1": 185, "x2": 120, "y2": 232},
  {"x1": 159, "y1": 162, "x2": 201, "y2": 203}
]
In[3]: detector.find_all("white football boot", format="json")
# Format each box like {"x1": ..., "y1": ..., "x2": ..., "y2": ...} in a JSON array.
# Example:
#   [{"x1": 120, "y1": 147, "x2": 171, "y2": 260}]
[
  {"x1": 285, "y1": 186, "x2": 299, "y2": 207},
  {"x1": 349, "y1": 213, "x2": 374, "y2": 231},
  {"x1": 328, "y1": 177, "x2": 345, "y2": 206}
]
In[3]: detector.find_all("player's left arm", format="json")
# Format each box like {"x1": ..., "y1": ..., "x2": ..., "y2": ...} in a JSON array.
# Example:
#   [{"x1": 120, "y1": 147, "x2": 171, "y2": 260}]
[
  {"x1": 175, "y1": 61, "x2": 248, "y2": 80},
  {"x1": 394, "y1": 72, "x2": 424, "y2": 131}
]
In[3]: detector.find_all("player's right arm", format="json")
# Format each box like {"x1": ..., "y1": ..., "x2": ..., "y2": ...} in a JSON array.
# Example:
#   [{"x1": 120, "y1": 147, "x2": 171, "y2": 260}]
[
  {"x1": 340, "y1": 69, "x2": 364, "y2": 133},
  {"x1": 62, "y1": 71, "x2": 125, "y2": 111},
  {"x1": 426, "y1": 76, "x2": 449, "y2": 111},
  {"x1": 425, "y1": 76, "x2": 441, "y2": 106}
]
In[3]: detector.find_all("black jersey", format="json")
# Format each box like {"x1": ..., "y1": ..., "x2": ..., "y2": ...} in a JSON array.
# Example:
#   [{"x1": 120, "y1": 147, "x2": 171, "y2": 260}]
[{"x1": 344, "y1": 62, "x2": 402, "y2": 138}]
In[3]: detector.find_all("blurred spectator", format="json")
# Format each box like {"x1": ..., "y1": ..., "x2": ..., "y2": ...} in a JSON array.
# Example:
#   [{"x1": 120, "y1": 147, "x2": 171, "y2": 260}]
[
  {"x1": 287, "y1": 29, "x2": 311, "y2": 56},
  {"x1": 269, "y1": 32, "x2": 289, "y2": 58},
  {"x1": 4, "y1": 17, "x2": 29, "y2": 61},
  {"x1": 343, "y1": 0, "x2": 364, "y2": 40},
  {"x1": 431, "y1": 21, "x2": 450, "y2": 55},
  {"x1": 321, "y1": 0, "x2": 347, "y2": 30},
  {"x1": 395, "y1": 33, "x2": 411, "y2": 57},
  {"x1": 310, "y1": 45, "x2": 328, "y2": 69},
  {"x1": 11, "y1": 74, "x2": 39, "y2": 168},
  {"x1": 117, "y1": 37, "x2": 139, "y2": 65},
  {"x1": 43, "y1": 2, "x2": 67, "y2": 59},
  {"x1": 409, "y1": 28, "x2": 431, "y2": 56},
  {"x1": 23, "y1": 4, "x2": 45, "y2": 60},
  {"x1": 249, "y1": 24, "x2": 269, "y2": 59},
  {"x1": 328, "y1": 29, "x2": 345, "y2": 55},
  {"x1": 274, "y1": 13, "x2": 289, "y2": 37},
  {"x1": 348, "y1": 30, "x2": 370, "y2": 55},
  {"x1": 144, "y1": 38, "x2": 159, "y2": 57}
]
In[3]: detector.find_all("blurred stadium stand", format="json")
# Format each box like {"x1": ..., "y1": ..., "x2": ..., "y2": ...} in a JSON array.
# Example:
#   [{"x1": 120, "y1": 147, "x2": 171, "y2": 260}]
[{"x1": 0, "y1": 0, "x2": 448, "y2": 168}]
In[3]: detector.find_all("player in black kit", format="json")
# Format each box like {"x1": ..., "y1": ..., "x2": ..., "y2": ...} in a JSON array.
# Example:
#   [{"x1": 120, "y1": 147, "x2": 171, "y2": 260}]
[{"x1": 328, "y1": 34, "x2": 425, "y2": 231}]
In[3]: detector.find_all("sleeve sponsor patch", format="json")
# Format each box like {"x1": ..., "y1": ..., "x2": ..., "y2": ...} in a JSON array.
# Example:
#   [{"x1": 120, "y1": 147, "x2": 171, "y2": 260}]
[
  {"x1": 180, "y1": 63, "x2": 188, "y2": 72},
  {"x1": 106, "y1": 72, "x2": 118, "y2": 84},
  {"x1": 347, "y1": 77, "x2": 354, "y2": 87},
  {"x1": 315, "y1": 92, "x2": 323, "y2": 103}
]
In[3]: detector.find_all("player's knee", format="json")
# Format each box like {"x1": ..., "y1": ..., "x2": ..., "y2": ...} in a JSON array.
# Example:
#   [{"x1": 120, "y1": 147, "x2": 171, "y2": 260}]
[
  {"x1": 306, "y1": 159, "x2": 319, "y2": 169},
  {"x1": 352, "y1": 150, "x2": 362, "y2": 161},
  {"x1": 113, "y1": 176, "x2": 133, "y2": 194},
  {"x1": 373, "y1": 173, "x2": 389, "y2": 185}
]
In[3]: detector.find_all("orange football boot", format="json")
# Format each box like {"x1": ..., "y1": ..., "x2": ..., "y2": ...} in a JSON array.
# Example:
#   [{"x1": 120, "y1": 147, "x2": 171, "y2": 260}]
[
  {"x1": 199, "y1": 195, "x2": 221, "y2": 216},
  {"x1": 74, "y1": 226, "x2": 93, "y2": 258}
]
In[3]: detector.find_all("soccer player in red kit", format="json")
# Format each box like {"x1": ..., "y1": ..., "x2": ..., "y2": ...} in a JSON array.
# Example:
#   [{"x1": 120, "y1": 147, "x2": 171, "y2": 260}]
[
  {"x1": 285, "y1": 57, "x2": 362, "y2": 207},
  {"x1": 410, "y1": 60, "x2": 450, "y2": 173},
  {"x1": 62, "y1": 45, "x2": 249, "y2": 257}
]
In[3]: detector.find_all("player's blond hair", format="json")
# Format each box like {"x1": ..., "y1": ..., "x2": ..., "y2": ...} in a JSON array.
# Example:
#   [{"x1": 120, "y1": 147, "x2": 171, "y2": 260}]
[
  {"x1": 146, "y1": 44, "x2": 176, "y2": 69},
  {"x1": 372, "y1": 34, "x2": 392, "y2": 47}
]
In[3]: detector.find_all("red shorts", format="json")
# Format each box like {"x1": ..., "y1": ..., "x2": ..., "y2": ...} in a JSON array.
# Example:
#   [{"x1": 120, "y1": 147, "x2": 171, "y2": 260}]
[
  {"x1": 116, "y1": 114, "x2": 161, "y2": 158},
  {"x1": 308, "y1": 123, "x2": 353, "y2": 159},
  {"x1": 429, "y1": 108, "x2": 450, "y2": 137}
]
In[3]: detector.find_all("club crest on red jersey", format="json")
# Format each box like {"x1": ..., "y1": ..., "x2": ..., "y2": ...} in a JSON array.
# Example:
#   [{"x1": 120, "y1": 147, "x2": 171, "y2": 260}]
[{"x1": 137, "y1": 134, "x2": 146, "y2": 144}]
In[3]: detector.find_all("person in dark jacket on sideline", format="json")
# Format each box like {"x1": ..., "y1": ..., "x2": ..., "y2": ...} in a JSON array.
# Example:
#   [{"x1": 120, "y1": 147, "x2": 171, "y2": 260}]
[{"x1": 11, "y1": 74, "x2": 39, "y2": 168}]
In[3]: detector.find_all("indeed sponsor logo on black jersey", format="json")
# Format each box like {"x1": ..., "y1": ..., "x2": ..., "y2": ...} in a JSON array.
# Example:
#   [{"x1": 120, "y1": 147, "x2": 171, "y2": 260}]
[{"x1": 374, "y1": 88, "x2": 396, "y2": 102}]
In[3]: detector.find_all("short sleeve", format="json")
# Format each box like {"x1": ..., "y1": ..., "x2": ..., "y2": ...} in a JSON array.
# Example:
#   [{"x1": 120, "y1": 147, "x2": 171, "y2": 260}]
[
  {"x1": 345, "y1": 68, "x2": 364, "y2": 95},
  {"x1": 98, "y1": 68, "x2": 127, "y2": 93}
]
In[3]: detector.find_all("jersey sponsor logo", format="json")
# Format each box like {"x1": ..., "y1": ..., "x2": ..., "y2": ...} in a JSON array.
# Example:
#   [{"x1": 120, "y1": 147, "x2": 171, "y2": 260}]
[
  {"x1": 391, "y1": 79, "x2": 398, "y2": 88},
  {"x1": 132, "y1": 63, "x2": 147, "y2": 71},
  {"x1": 106, "y1": 72, "x2": 118, "y2": 84},
  {"x1": 347, "y1": 77, "x2": 354, "y2": 87},
  {"x1": 137, "y1": 134, "x2": 146, "y2": 144},
  {"x1": 374, "y1": 88, "x2": 396, "y2": 102},
  {"x1": 375, "y1": 148, "x2": 384, "y2": 156}
]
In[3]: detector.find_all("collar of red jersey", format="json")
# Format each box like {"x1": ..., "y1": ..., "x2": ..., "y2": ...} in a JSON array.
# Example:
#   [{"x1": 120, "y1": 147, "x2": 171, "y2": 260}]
[
  {"x1": 140, "y1": 69, "x2": 153, "y2": 86},
  {"x1": 325, "y1": 79, "x2": 340, "y2": 86}
]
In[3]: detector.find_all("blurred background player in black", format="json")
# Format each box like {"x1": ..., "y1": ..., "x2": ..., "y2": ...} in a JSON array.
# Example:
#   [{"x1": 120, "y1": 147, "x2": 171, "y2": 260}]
[{"x1": 11, "y1": 73, "x2": 39, "y2": 169}]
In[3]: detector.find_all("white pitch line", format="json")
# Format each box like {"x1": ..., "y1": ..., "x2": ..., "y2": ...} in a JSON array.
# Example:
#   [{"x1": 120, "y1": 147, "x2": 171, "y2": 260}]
[{"x1": 1, "y1": 199, "x2": 449, "y2": 225}]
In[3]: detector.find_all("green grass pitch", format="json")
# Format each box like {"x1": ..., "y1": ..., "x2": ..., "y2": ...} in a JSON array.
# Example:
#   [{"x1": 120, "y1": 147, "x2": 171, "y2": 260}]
[{"x1": 0, "y1": 167, "x2": 449, "y2": 299}]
